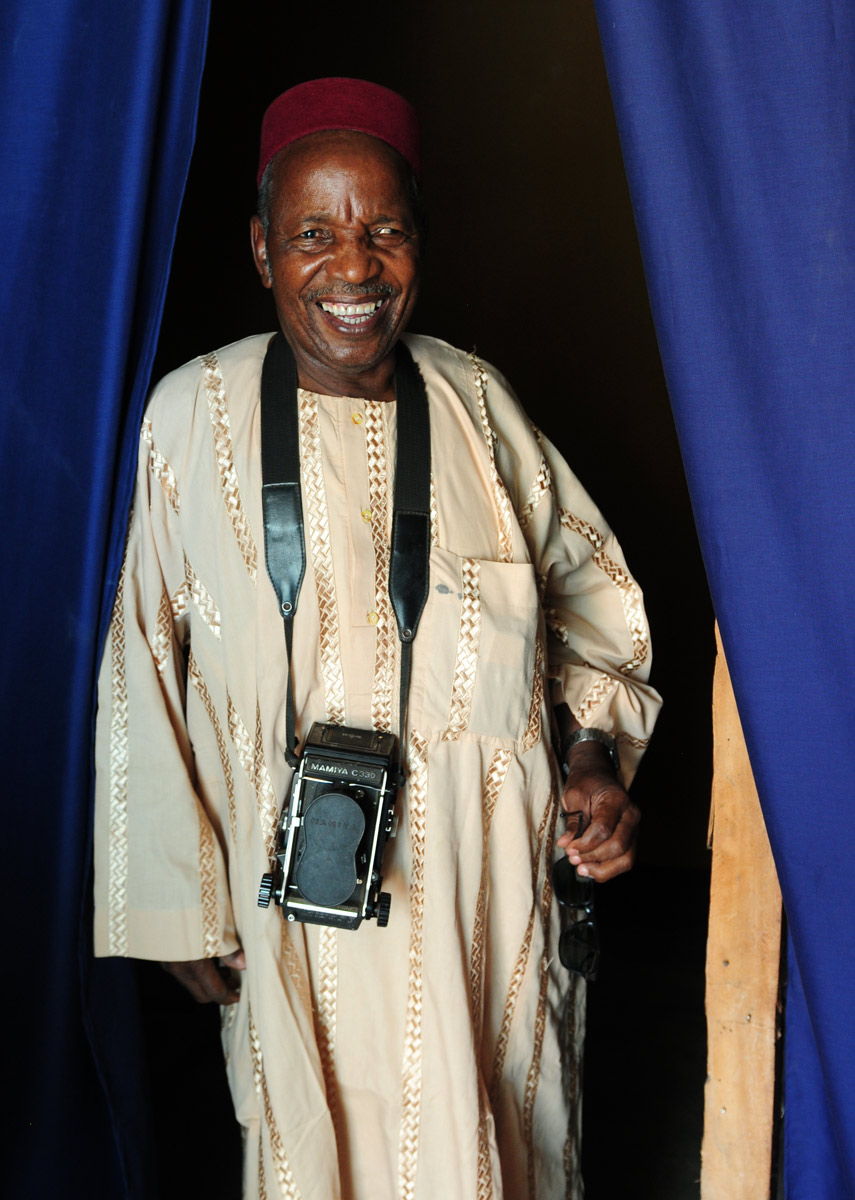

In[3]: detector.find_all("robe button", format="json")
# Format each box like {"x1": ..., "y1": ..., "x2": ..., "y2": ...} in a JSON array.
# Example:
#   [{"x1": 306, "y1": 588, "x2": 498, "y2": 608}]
[
  {"x1": 361, "y1": 507, "x2": 372, "y2": 522},
  {"x1": 352, "y1": 412, "x2": 364, "y2": 425},
  {"x1": 367, "y1": 610, "x2": 379, "y2": 625}
]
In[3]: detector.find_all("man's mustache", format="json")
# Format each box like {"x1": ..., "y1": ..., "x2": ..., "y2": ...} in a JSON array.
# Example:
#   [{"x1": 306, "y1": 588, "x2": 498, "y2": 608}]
[{"x1": 305, "y1": 282, "x2": 397, "y2": 301}]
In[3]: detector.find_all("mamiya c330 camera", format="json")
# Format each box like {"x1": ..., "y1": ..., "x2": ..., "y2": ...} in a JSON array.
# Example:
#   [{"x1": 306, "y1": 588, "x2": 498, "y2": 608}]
[{"x1": 257, "y1": 723, "x2": 398, "y2": 930}]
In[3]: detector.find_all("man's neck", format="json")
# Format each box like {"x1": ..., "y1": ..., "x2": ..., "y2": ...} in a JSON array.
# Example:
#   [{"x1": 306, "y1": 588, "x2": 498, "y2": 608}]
[{"x1": 293, "y1": 347, "x2": 398, "y2": 403}]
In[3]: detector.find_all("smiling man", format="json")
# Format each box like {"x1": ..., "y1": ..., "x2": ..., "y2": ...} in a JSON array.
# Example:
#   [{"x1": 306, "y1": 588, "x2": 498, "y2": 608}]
[
  {"x1": 94, "y1": 79, "x2": 661, "y2": 1199},
  {"x1": 250, "y1": 126, "x2": 421, "y2": 401}
]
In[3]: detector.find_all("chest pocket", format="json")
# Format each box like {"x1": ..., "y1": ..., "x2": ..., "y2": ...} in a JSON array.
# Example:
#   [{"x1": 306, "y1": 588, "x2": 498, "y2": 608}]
[{"x1": 409, "y1": 545, "x2": 541, "y2": 747}]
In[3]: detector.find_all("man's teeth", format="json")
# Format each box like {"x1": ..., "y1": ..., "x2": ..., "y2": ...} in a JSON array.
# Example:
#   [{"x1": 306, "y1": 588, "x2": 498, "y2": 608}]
[{"x1": 320, "y1": 300, "x2": 384, "y2": 324}]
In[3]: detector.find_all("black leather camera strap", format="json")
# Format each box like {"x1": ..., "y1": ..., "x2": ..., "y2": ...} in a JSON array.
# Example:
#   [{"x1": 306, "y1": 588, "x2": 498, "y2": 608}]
[{"x1": 260, "y1": 331, "x2": 431, "y2": 773}]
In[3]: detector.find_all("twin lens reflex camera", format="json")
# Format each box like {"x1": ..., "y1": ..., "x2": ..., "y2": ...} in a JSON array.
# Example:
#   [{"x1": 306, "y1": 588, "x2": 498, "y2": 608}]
[{"x1": 257, "y1": 722, "x2": 398, "y2": 931}]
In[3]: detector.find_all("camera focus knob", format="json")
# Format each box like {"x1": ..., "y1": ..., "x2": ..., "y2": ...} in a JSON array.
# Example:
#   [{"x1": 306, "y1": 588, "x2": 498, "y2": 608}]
[
  {"x1": 257, "y1": 873, "x2": 275, "y2": 909},
  {"x1": 376, "y1": 892, "x2": 392, "y2": 927}
]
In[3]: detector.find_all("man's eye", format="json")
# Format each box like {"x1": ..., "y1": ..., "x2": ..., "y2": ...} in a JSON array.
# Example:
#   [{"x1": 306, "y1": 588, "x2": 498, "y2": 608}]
[
  {"x1": 371, "y1": 227, "x2": 409, "y2": 245},
  {"x1": 292, "y1": 229, "x2": 332, "y2": 247}
]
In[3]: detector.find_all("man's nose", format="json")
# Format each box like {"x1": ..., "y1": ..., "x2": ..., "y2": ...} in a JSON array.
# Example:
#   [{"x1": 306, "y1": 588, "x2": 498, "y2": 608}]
[{"x1": 329, "y1": 233, "x2": 382, "y2": 282}]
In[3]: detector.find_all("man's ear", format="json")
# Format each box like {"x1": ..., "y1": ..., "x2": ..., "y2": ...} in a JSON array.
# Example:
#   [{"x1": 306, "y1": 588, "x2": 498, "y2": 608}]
[{"x1": 249, "y1": 215, "x2": 273, "y2": 288}]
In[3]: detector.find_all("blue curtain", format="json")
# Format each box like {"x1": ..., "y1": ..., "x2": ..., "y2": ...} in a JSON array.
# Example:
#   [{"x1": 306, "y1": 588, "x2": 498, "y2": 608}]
[
  {"x1": 0, "y1": 3, "x2": 209, "y2": 1195},
  {"x1": 592, "y1": 2, "x2": 855, "y2": 1195}
]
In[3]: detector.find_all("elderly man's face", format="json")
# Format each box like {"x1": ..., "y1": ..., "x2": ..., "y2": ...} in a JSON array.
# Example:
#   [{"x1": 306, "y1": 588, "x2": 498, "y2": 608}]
[{"x1": 251, "y1": 131, "x2": 421, "y2": 397}]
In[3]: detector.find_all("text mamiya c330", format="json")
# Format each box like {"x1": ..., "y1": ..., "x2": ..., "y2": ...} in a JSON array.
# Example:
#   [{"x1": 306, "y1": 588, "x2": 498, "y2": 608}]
[{"x1": 257, "y1": 723, "x2": 398, "y2": 930}]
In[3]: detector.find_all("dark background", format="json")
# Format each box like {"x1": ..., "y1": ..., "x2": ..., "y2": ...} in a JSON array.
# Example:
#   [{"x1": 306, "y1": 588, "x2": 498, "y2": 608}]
[{"x1": 147, "y1": 3, "x2": 713, "y2": 1196}]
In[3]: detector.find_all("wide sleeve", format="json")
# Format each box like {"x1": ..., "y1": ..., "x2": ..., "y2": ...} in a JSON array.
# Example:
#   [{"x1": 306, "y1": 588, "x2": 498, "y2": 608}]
[
  {"x1": 93, "y1": 411, "x2": 239, "y2": 961},
  {"x1": 484, "y1": 366, "x2": 662, "y2": 787}
]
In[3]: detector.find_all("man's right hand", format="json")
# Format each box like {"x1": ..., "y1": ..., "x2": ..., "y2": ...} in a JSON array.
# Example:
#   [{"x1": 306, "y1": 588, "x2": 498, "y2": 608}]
[{"x1": 161, "y1": 949, "x2": 246, "y2": 1005}]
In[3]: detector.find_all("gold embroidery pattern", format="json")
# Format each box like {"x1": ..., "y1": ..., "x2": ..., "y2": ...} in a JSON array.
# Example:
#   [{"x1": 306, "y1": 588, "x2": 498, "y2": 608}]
[
  {"x1": 228, "y1": 697, "x2": 278, "y2": 858},
  {"x1": 249, "y1": 1008, "x2": 303, "y2": 1200},
  {"x1": 429, "y1": 473, "x2": 439, "y2": 547},
  {"x1": 258, "y1": 1134, "x2": 268, "y2": 1200},
  {"x1": 187, "y1": 654, "x2": 238, "y2": 848},
  {"x1": 559, "y1": 509, "x2": 602, "y2": 550},
  {"x1": 152, "y1": 586, "x2": 173, "y2": 675},
  {"x1": 472, "y1": 750, "x2": 513, "y2": 1200},
  {"x1": 442, "y1": 558, "x2": 481, "y2": 739},
  {"x1": 470, "y1": 751, "x2": 513, "y2": 1036},
  {"x1": 490, "y1": 792, "x2": 554, "y2": 1105},
  {"x1": 476, "y1": 1095, "x2": 495, "y2": 1200},
  {"x1": 398, "y1": 731, "x2": 429, "y2": 1200},
  {"x1": 280, "y1": 923, "x2": 313, "y2": 1023},
  {"x1": 518, "y1": 457, "x2": 553, "y2": 529},
  {"x1": 365, "y1": 402, "x2": 396, "y2": 732},
  {"x1": 200, "y1": 351, "x2": 259, "y2": 582},
  {"x1": 316, "y1": 926, "x2": 340, "y2": 1130},
  {"x1": 141, "y1": 416, "x2": 180, "y2": 513},
  {"x1": 577, "y1": 672, "x2": 619, "y2": 723},
  {"x1": 255, "y1": 702, "x2": 279, "y2": 859},
  {"x1": 228, "y1": 694, "x2": 254, "y2": 776},
  {"x1": 197, "y1": 802, "x2": 220, "y2": 958},
  {"x1": 592, "y1": 548, "x2": 648, "y2": 672},
  {"x1": 108, "y1": 549, "x2": 130, "y2": 957},
  {"x1": 617, "y1": 730, "x2": 650, "y2": 751},
  {"x1": 230, "y1": 700, "x2": 277, "y2": 859},
  {"x1": 523, "y1": 633, "x2": 545, "y2": 751},
  {"x1": 523, "y1": 799, "x2": 558, "y2": 1200},
  {"x1": 299, "y1": 395, "x2": 346, "y2": 724},
  {"x1": 491, "y1": 908, "x2": 535, "y2": 1107},
  {"x1": 184, "y1": 555, "x2": 221, "y2": 640},
  {"x1": 558, "y1": 509, "x2": 649, "y2": 672},
  {"x1": 469, "y1": 354, "x2": 514, "y2": 563},
  {"x1": 186, "y1": 654, "x2": 229, "y2": 951},
  {"x1": 170, "y1": 582, "x2": 189, "y2": 622}
]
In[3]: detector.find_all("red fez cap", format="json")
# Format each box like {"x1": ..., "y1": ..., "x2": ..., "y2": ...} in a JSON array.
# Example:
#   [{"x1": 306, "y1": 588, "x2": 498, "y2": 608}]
[{"x1": 257, "y1": 78, "x2": 422, "y2": 186}]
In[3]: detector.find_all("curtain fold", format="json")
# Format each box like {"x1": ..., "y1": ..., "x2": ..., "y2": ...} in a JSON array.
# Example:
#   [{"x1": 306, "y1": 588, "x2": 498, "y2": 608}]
[
  {"x1": 591, "y1": 2, "x2": 855, "y2": 1195},
  {"x1": 0, "y1": 3, "x2": 209, "y2": 1195}
]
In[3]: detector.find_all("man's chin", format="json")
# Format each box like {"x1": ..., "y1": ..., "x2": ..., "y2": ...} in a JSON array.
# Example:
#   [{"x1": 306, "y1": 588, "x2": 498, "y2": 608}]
[{"x1": 306, "y1": 328, "x2": 402, "y2": 380}]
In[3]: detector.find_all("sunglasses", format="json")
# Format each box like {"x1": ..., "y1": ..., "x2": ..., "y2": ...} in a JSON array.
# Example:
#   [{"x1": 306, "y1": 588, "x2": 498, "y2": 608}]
[{"x1": 551, "y1": 851, "x2": 599, "y2": 982}]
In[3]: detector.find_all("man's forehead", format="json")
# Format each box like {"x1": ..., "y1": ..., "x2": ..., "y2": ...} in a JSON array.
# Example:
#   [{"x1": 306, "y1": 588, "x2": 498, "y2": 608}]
[
  {"x1": 270, "y1": 132, "x2": 413, "y2": 213},
  {"x1": 273, "y1": 131, "x2": 407, "y2": 183}
]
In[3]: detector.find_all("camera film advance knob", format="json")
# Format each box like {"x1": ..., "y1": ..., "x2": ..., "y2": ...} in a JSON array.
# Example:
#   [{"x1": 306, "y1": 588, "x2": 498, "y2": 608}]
[
  {"x1": 376, "y1": 892, "x2": 392, "y2": 927},
  {"x1": 257, "y1": 873, "x2": 275, "y2": 909}
]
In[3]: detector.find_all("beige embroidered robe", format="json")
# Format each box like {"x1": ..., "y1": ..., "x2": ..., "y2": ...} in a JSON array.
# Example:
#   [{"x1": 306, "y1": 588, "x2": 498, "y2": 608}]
[{"x1": 94, "y1": 332, "x2": 661, "y2": 1200}]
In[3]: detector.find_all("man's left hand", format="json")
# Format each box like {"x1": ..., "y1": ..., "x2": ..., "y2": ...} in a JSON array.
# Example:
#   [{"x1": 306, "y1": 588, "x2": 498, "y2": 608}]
[
  {"x1": 160, "y1": 949, "x2": 246, "y2": 1004},
  {"x1": 556, "y1": 741, "x2": 640, "y2": 883}
]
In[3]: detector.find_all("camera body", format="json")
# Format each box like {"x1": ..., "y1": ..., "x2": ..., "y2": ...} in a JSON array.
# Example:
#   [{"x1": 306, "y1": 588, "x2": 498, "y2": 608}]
[{"x1": 258, "y1": 722, "x2": 398, "y2": 930}]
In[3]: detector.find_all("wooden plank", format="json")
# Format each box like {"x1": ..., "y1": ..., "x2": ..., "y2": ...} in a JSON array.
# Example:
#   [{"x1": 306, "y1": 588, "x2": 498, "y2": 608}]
[{"x1": 701, "y1": 625, "x2": 782, "y2": 1200}]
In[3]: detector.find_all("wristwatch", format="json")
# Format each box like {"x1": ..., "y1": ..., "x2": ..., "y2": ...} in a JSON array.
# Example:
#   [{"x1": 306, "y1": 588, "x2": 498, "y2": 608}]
[{"x1": 560, "y1": 727, "x2": 620, "y2": 776}]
